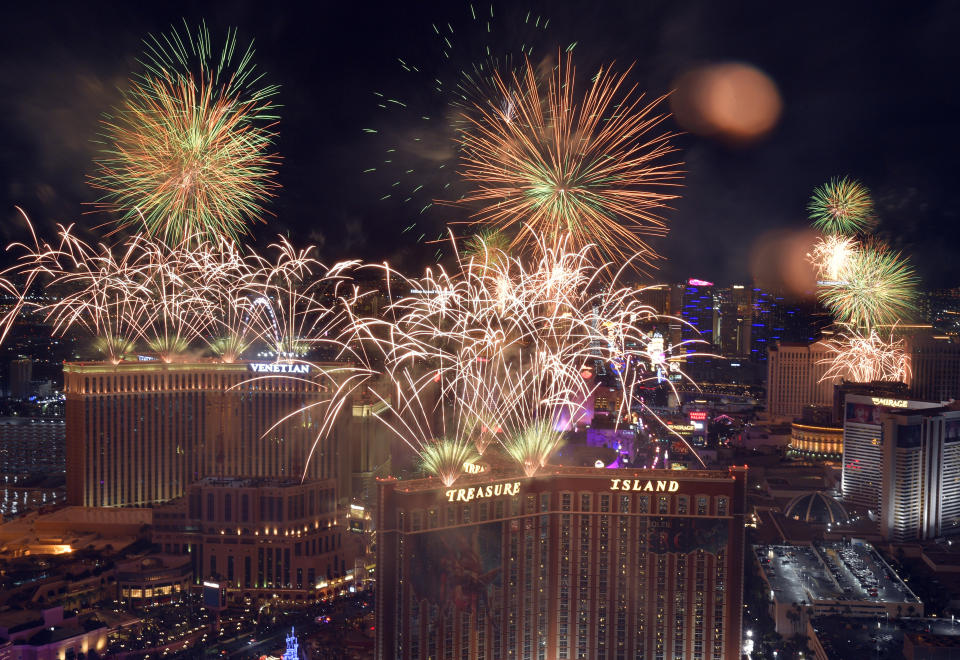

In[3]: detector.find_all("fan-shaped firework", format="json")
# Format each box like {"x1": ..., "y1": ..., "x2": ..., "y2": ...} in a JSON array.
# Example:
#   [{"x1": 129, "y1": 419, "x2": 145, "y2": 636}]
[
  {"x1": 820, "y1": 329, "x2": 911, "y2": 384},
  {"x1": 420, "y1": 437, "x2": 480, "y2": 486},
  {"x1": 818, "y1": 242, "x2": 917, "y2": 329},
  {"x1": 453, "y1": 53, "x2": 681, "y2": 265},
  {"x1": 807, "y1": 176, "x2": 874, "y2": 235},
  {"x1": 502, "y1": 420, "x2": 563, "y2": 477},
  {"x1": 91, "y1": 21, "x2": 280, "y2": 244}
]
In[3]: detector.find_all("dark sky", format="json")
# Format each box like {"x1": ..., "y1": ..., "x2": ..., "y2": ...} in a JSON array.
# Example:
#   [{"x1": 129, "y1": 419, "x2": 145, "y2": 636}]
[{"x1": 2, "y1": 0, "x2": 958, "y2": 287}]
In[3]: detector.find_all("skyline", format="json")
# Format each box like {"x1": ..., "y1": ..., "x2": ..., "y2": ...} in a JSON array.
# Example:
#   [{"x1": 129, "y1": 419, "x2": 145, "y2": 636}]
[{"x1": 0, "y1": 0, "x2": 958, "y2": 287}]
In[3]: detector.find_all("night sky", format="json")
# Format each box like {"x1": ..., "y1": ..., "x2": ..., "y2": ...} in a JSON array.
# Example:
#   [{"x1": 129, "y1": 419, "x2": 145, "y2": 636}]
[{"x1": 2, "y1": 0, "x2": 958, "y2": 287}]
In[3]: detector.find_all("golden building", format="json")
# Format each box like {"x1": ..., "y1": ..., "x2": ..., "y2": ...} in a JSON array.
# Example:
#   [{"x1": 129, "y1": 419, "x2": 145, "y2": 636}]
[{"x1": 64, "y1": 360, "x2": 345, "y2": 507}]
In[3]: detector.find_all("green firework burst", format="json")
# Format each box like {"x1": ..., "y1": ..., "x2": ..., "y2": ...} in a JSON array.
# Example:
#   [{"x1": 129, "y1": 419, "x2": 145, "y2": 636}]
[
  {"x1": 91, "y1": 20, "x2": 280, "y2": 244},
  {"x1": 808, "y1": 176, "x2": 875, "y2": 235}
]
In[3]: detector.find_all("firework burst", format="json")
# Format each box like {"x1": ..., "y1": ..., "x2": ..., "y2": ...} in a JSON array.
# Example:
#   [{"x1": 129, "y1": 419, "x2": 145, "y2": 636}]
[
  {"x1": 808, "y1": 176, "x2": 875, "y2": 235},
  {"x1": 809, "y1": 234, "x2": 857, "y2": 283},
  {"x1": 818, "y1": 242, "x2": 917, "y2": 329},
  {"x1": 453, "y1": 53, "x2": 682, "y2": 265},
  {"x1": 91, "y1": 21, "x2": 280, "y2": 244}
]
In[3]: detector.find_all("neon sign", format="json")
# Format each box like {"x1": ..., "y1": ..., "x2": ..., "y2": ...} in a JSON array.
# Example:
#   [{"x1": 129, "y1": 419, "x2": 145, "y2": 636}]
[
  {"x1": 870, "y1": 397, "x2": 908, "y2": 408},
  {"x1": 248, "y1": 362, "x2": 311, "y2": 374},
  {"x1": 609, "y1": 478, "x2": 680, "y2": 492},
  {"x1": 687, "y1": 278, "x2": 714, "y2": 286},
  {"x1": 444, "y1": 481, "x2": 521, "y2": 502}
]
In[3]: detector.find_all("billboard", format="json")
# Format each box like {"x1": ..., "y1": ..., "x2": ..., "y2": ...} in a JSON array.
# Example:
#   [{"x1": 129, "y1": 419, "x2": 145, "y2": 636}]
[
  {"x1": 846, "y1": 402, "x2": 880, "y2": 425},
  {"x1": 647, "y1": 517, "x2": 728, "y2": 556},
  {"x1": 409, "y1": 521, "x2": 502, "y2": 612}
]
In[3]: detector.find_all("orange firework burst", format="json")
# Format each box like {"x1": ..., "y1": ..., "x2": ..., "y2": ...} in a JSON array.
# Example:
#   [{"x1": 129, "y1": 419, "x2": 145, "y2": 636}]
[{"x1": 453, "y1": 52, "x2": 682, "y2": 267}]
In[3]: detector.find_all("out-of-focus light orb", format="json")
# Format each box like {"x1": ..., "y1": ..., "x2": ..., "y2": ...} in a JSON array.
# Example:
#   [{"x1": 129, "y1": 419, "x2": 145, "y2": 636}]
[{"x1": 671, "y1": 62, "x2": 782, "y2": 143}]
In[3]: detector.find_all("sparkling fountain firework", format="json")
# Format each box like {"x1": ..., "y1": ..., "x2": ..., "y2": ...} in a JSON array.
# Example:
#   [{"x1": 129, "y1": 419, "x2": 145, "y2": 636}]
[
  {"x1": 820, "y1": 328, "x2": 911, "y2": 384},
  {"x1": 341, "y1": 235, "x2": 708, "y2": 482}
]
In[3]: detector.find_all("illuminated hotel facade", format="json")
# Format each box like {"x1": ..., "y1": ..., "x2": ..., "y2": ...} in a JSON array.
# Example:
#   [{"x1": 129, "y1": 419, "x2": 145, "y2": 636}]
[
  {"x1": 841, "y1": 394, "x2": 960, "y2": 541},
  {"x1": 151, "y1": 476, "x2": 347, "y2": 603},
  {"x1": 766, "y1": 340, "x2": 833, "y2": 420},
  {"x1": 64, "y1": 360, "x2": 343, "y2": 507},
  {"x1": 376, "y1": 466, "x2": 747, "y2": 660}
]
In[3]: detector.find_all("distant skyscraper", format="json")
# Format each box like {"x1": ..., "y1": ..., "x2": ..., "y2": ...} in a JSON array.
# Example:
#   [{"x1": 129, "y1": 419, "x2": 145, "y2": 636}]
[
  {"x1": 766, "y1": 341, "x2": 834, "y2": 420},
  {"x1": 376, "y1": 466, "x2": 747, "y2": 660},
  {"x1": 8, "y1": 357, "x2": 32, "y2": 399},
  {"x1": 908, "y1": 334, "x2": 960, "y2": 402},
  {"x1": 841, "y1": 394, "x2": 960, "y2": 542},
  {"x1": 680, "y1": 280, "x2": 717, "y2": 350},
  {"x1": 64, "y1": 360, "x2": 342, "y2": 507},
  {"x1": 715, "y1": 286, "x2": 753, "y2": 357}
]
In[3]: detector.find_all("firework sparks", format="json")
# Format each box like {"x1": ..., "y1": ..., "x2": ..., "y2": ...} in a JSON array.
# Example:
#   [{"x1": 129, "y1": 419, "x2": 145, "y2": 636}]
[
  {"x1": 502, "y1": 420, "x2": 564, "y2": 477},
  {"x1": 365, "y1": 4, "x2": 556, "y2": 252},
  {"x1": 453, "y1": 53, "x2": 682, "y2": 265},
  {"x1": 818, "y1": 241, "x2": 917, "y2": 330},
  {"x1": 342, "y1": 235, "x2": 706, "y2": 478},
  {"x1": 808, "y1": 176, "x2": 875, "y2": 235},
  {"x1": 821, "y1": 328, "x2": 911, "y2": 384},
  {"x1": 420, "y1": 437, "x2": 480, "y2": 487},
  {"x1": 809, "y1": 234, "x2": 857, "y2": 283},
  {"x1": 91, "y1": 21, "x2": 280, "y2": 244}
]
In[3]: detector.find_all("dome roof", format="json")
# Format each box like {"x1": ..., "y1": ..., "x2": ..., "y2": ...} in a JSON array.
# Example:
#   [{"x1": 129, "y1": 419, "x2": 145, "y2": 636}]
[{"x1": 784, "y1": 491, "x2": 849, "y2": 525}]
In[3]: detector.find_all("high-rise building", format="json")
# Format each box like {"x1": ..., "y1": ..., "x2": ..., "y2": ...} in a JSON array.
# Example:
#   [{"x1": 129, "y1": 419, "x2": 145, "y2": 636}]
[
  {"x1": 64, "y1": 360, "x2": 344, "y2": 507},
  {"x1": 376, "y1": 466, "x2": 747, "y2": 660},
  {"x1": 715, "y1": 286, "x2": 753, "y2": 358},
  {"x1": 840, "y1": 394, "x2": 960, "y2": 542},
  {"x1": 907, "y1": 334, "x2": 960, "y2": 402},
  {"x1": 680, "y1": 280, "x2": 717, "y2": 350},
  {"x1": 766, "y1": 340, "x2": 834, "y2": 420},
  {"x1": 8, "y1": 357, "x2": 32, "y2": 399}
]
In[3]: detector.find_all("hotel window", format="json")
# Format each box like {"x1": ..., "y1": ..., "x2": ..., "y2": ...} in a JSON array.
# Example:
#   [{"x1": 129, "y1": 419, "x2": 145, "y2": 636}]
[
  {"x1": 717, "y1": 497, "x2": 728, "y2": 516},
  {"x1": 696, "y1": 496, "x2": 708, "y2": 515},
  {"x1": 581, "y1": 494, "x2": 592, "y2": 512},
  {"x1": 637, "y1": 496, "x2": 649, "y2": 513},
  {"x1": 541, "y1": 493, "x2": 550, "y2": 512},
  {"x1": 619, "y1": 495, "x2": 630, "y2": 513},
  {"x1": 462, "y1": 505, "x2": 471, "y2": 523},
  {"x1": 561, "y1": 492, "x2": 572, "y2": 512},
  {"x1": 658, "y1": 496, "x2": 669, "y2": 514},
  {"x1": 678, "y1": 496, "x2": 689, "y2": 515},
  {"x1": 224, "y1": 494, "x2": 232, "y2": 522},
  {"x1": 412, "y1": 512, "x2": 422, "y2": 532},
  {"x1": 600, "y1": 494, "x2": 611, "y2": 512},
  {"x1": 479, "y1": 502, "x2": 488, "y2": 521},
  {"x1": 429, "y1": 508, "x2": 439, "y2": 528},
  {"x1": 526, "y1": 494, "x2": 537, "y2": 514}
]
